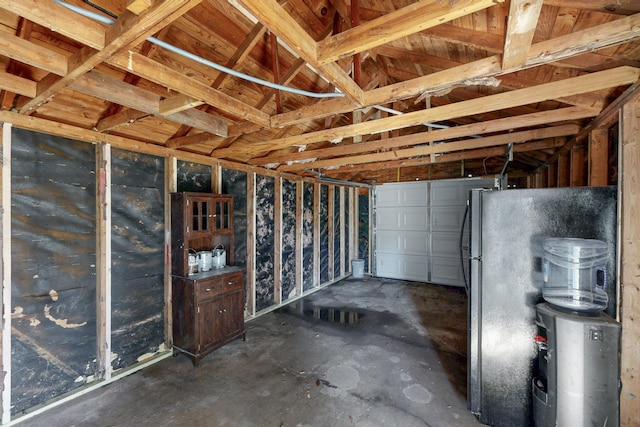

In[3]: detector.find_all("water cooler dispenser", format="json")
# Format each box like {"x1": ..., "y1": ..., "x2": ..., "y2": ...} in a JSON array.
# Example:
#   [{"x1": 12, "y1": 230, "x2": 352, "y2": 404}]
[{"x1": 532, "y1": 238, "x2": 621, "y2": 427}]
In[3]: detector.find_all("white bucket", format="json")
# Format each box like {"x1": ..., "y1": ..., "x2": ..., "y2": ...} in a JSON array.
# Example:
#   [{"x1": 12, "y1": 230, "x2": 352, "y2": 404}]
[
  {"x1": 211, "y1": 244, "x2": 226, "y2": 269},
  {"x1": 352, "y1": 259, "x2": 365, "y2": 278},
  {"x1": 197, "y1": 251, "x2": 213, "y2": 272}
]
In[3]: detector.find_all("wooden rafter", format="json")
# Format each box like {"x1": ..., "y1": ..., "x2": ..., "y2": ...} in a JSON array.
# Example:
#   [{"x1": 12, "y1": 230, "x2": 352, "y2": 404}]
[
  {"x1": 316, "y1": 0, "x2": 501, "y2": 63},
  {"x1": 217, "y1": 67, "x2": 638, "y2": 156},
  {"x1": 502, "y1": 0, "x2": 543, "y2": 70}
]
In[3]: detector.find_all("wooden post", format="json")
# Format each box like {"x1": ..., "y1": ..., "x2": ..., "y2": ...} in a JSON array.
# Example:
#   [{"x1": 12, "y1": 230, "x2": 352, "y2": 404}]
[
  {"x1": 164, "y1": 157, "x2": 177, "y2": 348},
  {"x1": 96, "y1": 142, "x2": 112, "y2": 380},
  {"x1": 328, "y1": 185, "x2": 335, "y2": 282},
  {"x1": 1, "y1": 123, "x2": 12, "y2": 424},
  {"x1": 547, "y1": 162, "x2": 558, "y2": 188},
  {"x1": 340, "y1": 187, "x2": 346, "y2": 278},
  {"x1": 273, "y1": 176, "x2": 282, "y2": 305},
  {"x1": 588, "y1": 128, "x2": 609, "y2": 186},
  {"x1": 557, "y1": 148, "x2": 570, "y2": 187},
  {"x1": 570, "y1": 144, "x2": 586, "y2": 187},
  {"x1": 295, "y1": 180, "x2": 303, "y2": 297},
  {"x1": 619, "y1": 101, "x2": 640, "y2": 426},
  {"x1": 246, "y1": 172, "x2": 256, "y2": 316},
  {"x1": 313, "y1": 182, "x2": 320, "y2": 287}
]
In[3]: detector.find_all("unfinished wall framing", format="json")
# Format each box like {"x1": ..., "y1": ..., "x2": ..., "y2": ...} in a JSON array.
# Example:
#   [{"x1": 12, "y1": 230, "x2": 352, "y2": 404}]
[{"x1": 0, "y1": 122, "x2": 366, "y2": 422}]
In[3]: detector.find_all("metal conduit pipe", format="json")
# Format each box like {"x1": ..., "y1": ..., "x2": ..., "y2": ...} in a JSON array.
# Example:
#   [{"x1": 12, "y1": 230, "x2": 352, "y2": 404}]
[{"x1": 53, "y1": 0, "x2": 345, "y2": 99}]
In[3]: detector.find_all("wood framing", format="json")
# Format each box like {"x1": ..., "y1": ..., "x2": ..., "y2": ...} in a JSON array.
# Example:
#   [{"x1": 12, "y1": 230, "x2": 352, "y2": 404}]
[
  {"x1": 1, "y1": 123, "x2": 12, "y2": 425},
  {"x1": 246, "y1": 171, "x2": 256, "y2": 316},
  {"x1": 620, "y1": 101, "x2": 640, "y2": 426},
  {"x1": 588, "y1": 128, "x2": 609, "y2": 186}
]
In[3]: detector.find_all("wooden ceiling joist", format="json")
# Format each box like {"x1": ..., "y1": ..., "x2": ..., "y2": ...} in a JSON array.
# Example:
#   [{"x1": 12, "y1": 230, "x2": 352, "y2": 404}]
[
  {"x1": 277, "y1": 124, "x2": 580, "y2": 172},
  {"x1": 316, "y1": 0, "x2": 501, "y2": 64},
  {"x1": 249, "y1": 106, "x2": 598, "y2": 166},
  {"x1": 501, "y1": 0, "x2": 543, "y2": 71},
  {"x1": 219, "y1": 66, "x2": 638, "y2": 157}
]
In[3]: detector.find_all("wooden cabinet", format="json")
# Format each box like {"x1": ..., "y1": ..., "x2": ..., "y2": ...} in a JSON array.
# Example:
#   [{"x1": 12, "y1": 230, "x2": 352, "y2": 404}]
[
  {"x1": 171, "y1": 193, "x2": 244, "y2": 366},
  {"x1": 171, "y1": 193, "x2": 234, "y2": 277},
  {"x1": 172, "y1": 268, "x2": 245, "y2": 366}
]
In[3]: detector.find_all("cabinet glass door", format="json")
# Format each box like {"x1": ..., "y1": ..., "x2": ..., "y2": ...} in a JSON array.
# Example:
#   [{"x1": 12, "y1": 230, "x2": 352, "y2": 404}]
[
  {"x1": 215, "y1": 200, "x2": 231, "y2": 230},
  {"x1": 191, "y1": 199, "x2": 210, "y2": 233}
]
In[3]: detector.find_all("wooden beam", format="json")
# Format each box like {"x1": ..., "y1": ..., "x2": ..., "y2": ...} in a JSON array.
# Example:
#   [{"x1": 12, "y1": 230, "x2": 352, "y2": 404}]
[
  {"x1": 0, "y1": 0, "x2": 106, "y2": 50},
  {"x1": 225, "y1": 67, "x2": 637, "y2": 157},
  {"x1": 317, "y1": 0, "x2": 500, "y2": 63},
  {"x1": 251, "y1": 106, "x2": 597, "y2": 165},
  {"x1": 620, "y1": 100, "x2": 640, "y2": 426},
  {"x1": 270, "y1": 14, "x2": 640, "y2": 128},
  {"x1": 95, "y1": 109, "x2": 148, "y2": 132},
  {"x1": 158, "y1": 94, "x2": 204, "y2": 116},
  {"x1": 18, "y1": 0, "x2": 202, "y2": 113},
  {"x1": 237, "y1": 0, "x2": 364, "y2": 103},
  {"x1": 588, "y1": 128, "x2": 609, "y2": 186},
  {"x1": 569, "y1": 144, "x2": 586, "y2": 186},
  {"x1": 278, "y1": 124, "x2": 580, "y2": 172},
  {"x1": 0, "y1": 72, "x2": 37, "y2": 98},
  {"x1": 0, "y1": 33, "x2": 68, "y2": 76},
  {"x1": 502, "y1": 0, "x2": 543, "y2": 70},
  {"x1": 127, "y1": 0, "x2": 153, "y2": 15},
  {"x1": 107, "y1": 52, "x2": 270, "y2": 126},
  {"x1": 69, "y1": 71, "x2": 228, "y2": 136},
  {"x1": 543, "y1": 0, "x2": 640, "y2": 15}
]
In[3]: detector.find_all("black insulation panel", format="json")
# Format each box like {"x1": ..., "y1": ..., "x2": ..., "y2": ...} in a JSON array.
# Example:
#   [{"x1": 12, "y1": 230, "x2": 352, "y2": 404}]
[
  {"x1": 110, "y1": 148, "x2": 165, "y2": 370},
  {"x1": 255, "y1": 175, "x2": 275, "y2": 312},
  {"x1": 11, "y1": 128, "x2": 97, "y2": 415}
]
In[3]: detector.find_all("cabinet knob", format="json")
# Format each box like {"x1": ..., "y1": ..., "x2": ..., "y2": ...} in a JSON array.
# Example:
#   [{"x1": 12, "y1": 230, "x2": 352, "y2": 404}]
[
  {"x1": 219, "y1": 310, "x2": 223, "y2": 314},
  {"x1": 205, "y1": 288, "x2": 212, "y2": 292}
]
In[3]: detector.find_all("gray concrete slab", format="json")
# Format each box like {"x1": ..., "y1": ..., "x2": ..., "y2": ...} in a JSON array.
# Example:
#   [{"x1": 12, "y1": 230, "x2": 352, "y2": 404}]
[{"x1": 17, "y1": 277, "x2": 483, "y2": 427}]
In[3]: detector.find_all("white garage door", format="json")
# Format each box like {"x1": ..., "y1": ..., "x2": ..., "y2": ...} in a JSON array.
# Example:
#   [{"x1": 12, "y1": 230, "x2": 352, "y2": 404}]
[
  {"x1": 375, "y1": 182, "x2": 429, "y2": 282},
  {"x1": 375, "y1": 179, "x2": 494, "y2": 285}
]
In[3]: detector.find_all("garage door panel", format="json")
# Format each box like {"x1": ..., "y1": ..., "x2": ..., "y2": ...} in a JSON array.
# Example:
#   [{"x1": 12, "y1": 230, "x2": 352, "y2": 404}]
[
  {"x1": 376, "y1": 254, "x2": 428, "y2": 282},
  {"x1": 430, "y1": 257, "x2": 465, "y2": 287},
  {"x1": 376, "y1": 207, "x2": 428, "y2": 231},
  {"x1": 377, "y1": 230, "x2": 427, "y2": 255},
  {"x1": 376, "y1": 182, "x2": 428, "y2": 206},
  {"x1": 430, "y1": 207, "x2": 465, "y2": 232},
  {"x1": 431, "y1": 231, "x2": 464, "y2": 258}
]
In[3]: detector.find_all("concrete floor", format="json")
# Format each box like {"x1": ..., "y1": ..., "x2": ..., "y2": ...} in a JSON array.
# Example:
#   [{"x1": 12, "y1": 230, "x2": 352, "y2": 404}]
[{"x1": 18, "y1": 277, "x2": 483, "y2": 427}]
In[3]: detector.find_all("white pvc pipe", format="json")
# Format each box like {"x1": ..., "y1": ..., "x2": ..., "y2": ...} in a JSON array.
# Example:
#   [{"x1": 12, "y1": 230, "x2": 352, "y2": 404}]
[{"x1": 53, "y1": 0, "x2": 344, "y2": 99}]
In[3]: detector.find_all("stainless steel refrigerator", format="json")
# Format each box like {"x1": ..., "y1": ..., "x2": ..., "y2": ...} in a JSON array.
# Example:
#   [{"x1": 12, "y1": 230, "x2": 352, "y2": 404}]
[{"x1": 466, "y1": 186, "x2": 617, "y2": 427}]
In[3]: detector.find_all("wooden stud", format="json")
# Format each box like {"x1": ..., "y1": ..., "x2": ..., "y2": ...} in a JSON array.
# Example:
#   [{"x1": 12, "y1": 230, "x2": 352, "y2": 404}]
[
  {"x1": 620, "y1": 101, "x2": 640, "y2": 426},
  {"x1": 570, "y1": 144, "x2": 586, "y2": 187},
  {"x1": 1, "y1": 123, "x2": 12, "y2": 425},
  {"x1": 164, "y1": 157, "x2": 177, "y2": 348},
  {"x1": 588, "y1": 128, "x2": 609, "y2": 186},
  {"x1": 274, "y1": 177, "x2": 282, "y2": 305},
  {"x1": 295, "y1": 181, "x2": 303, "y2": 297},
  {"x1": 127, "y1": 0, "x2": 153, "y2": 15},
  {"x1": 557, "y1": 141, "x2": 570, "y2": 188},
  {"x1": 96, "y1": 142, "x2": 112, "y2": 380},
  {"x1": 313, "y1": 182, "x2": 320, "y2": 288},
  {"x1": 339, "y1": 187, "x2": 346, "y2": 278},
  {"x1": 328, "y1": 185, "x2": 335, "y2": 281},
  {"x1": 246, "y1": 172, "x2": 256, "y2": 316}
]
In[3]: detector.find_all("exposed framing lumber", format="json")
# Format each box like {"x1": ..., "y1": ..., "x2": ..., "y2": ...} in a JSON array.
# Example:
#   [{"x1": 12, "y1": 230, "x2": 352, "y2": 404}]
[
  {"x1": 328, "y1": 185, "x2": 335, "y2": 281},
  {"x1": 0, "y1": 72, "x2": 37, "y2": 99},
  {"x1": 223, "y1": 67, "x2": 637, "y2": 157},
  {"x1": 237, "y1": 0, "x2": 364, "y2": 103},
  {"x1": 274, "y1": 176, "x2": 283, "y2": 305},
  {"x1": 1, "y1": 122, "x2": 12, "y2": 425},
  {"x1": 246, "y1": 172, "x2": 256, "y2": 316},
  {"x1": 95, "y1": 143, "x2": 112, "y2": 381},
  {"x1": 339, "y1": 187, "x2": 346, "y2": 277},
  {"x1": 164, "y1": 157, "x2": 177, "y2": 347},
  {"x1": 250, "y1": 106, "x2": 597, "y2": 166},
  {"x1": 588, "y1": 128, "x2": 608, "y2": 186},
  {"x1": 295, "y1": 180, "x2": 303, "y2": 298},
  {"x1": 620, "y1": 100, "x2": 640, "y2": 426},
  {"x1": 313, "y1": 182, "x2": 320, "y2": 288},
  {"x1": 16, "y1": 0, "x2": 202, "y2": 113},
  {"x1": 501, "y1": 0, "x2": 543, "y2": 70},
  {"x1": 543, "y1": 0, "x2": 640, "y2": 15},
  {"x1": 317, "y1": 0, "x2": 500, "y2": 63},
  {"x1": 322, "y1": 138, "x2": 564, "y2": 176},
  {"x1": 270, "y1": 14, "x2": 640, "y2": 128},
  {"x1": 283, "y1": 125, "x2": 579, "y2": 172}
]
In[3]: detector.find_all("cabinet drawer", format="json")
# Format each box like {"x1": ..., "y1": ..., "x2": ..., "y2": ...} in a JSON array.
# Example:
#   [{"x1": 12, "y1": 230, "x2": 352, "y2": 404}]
[
  {"x1": 223, "y1": 273, "x2": 243, "y2": 292},
  {"x1": 197, "y1": 278, "x2": 224, "y2": 302}
]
